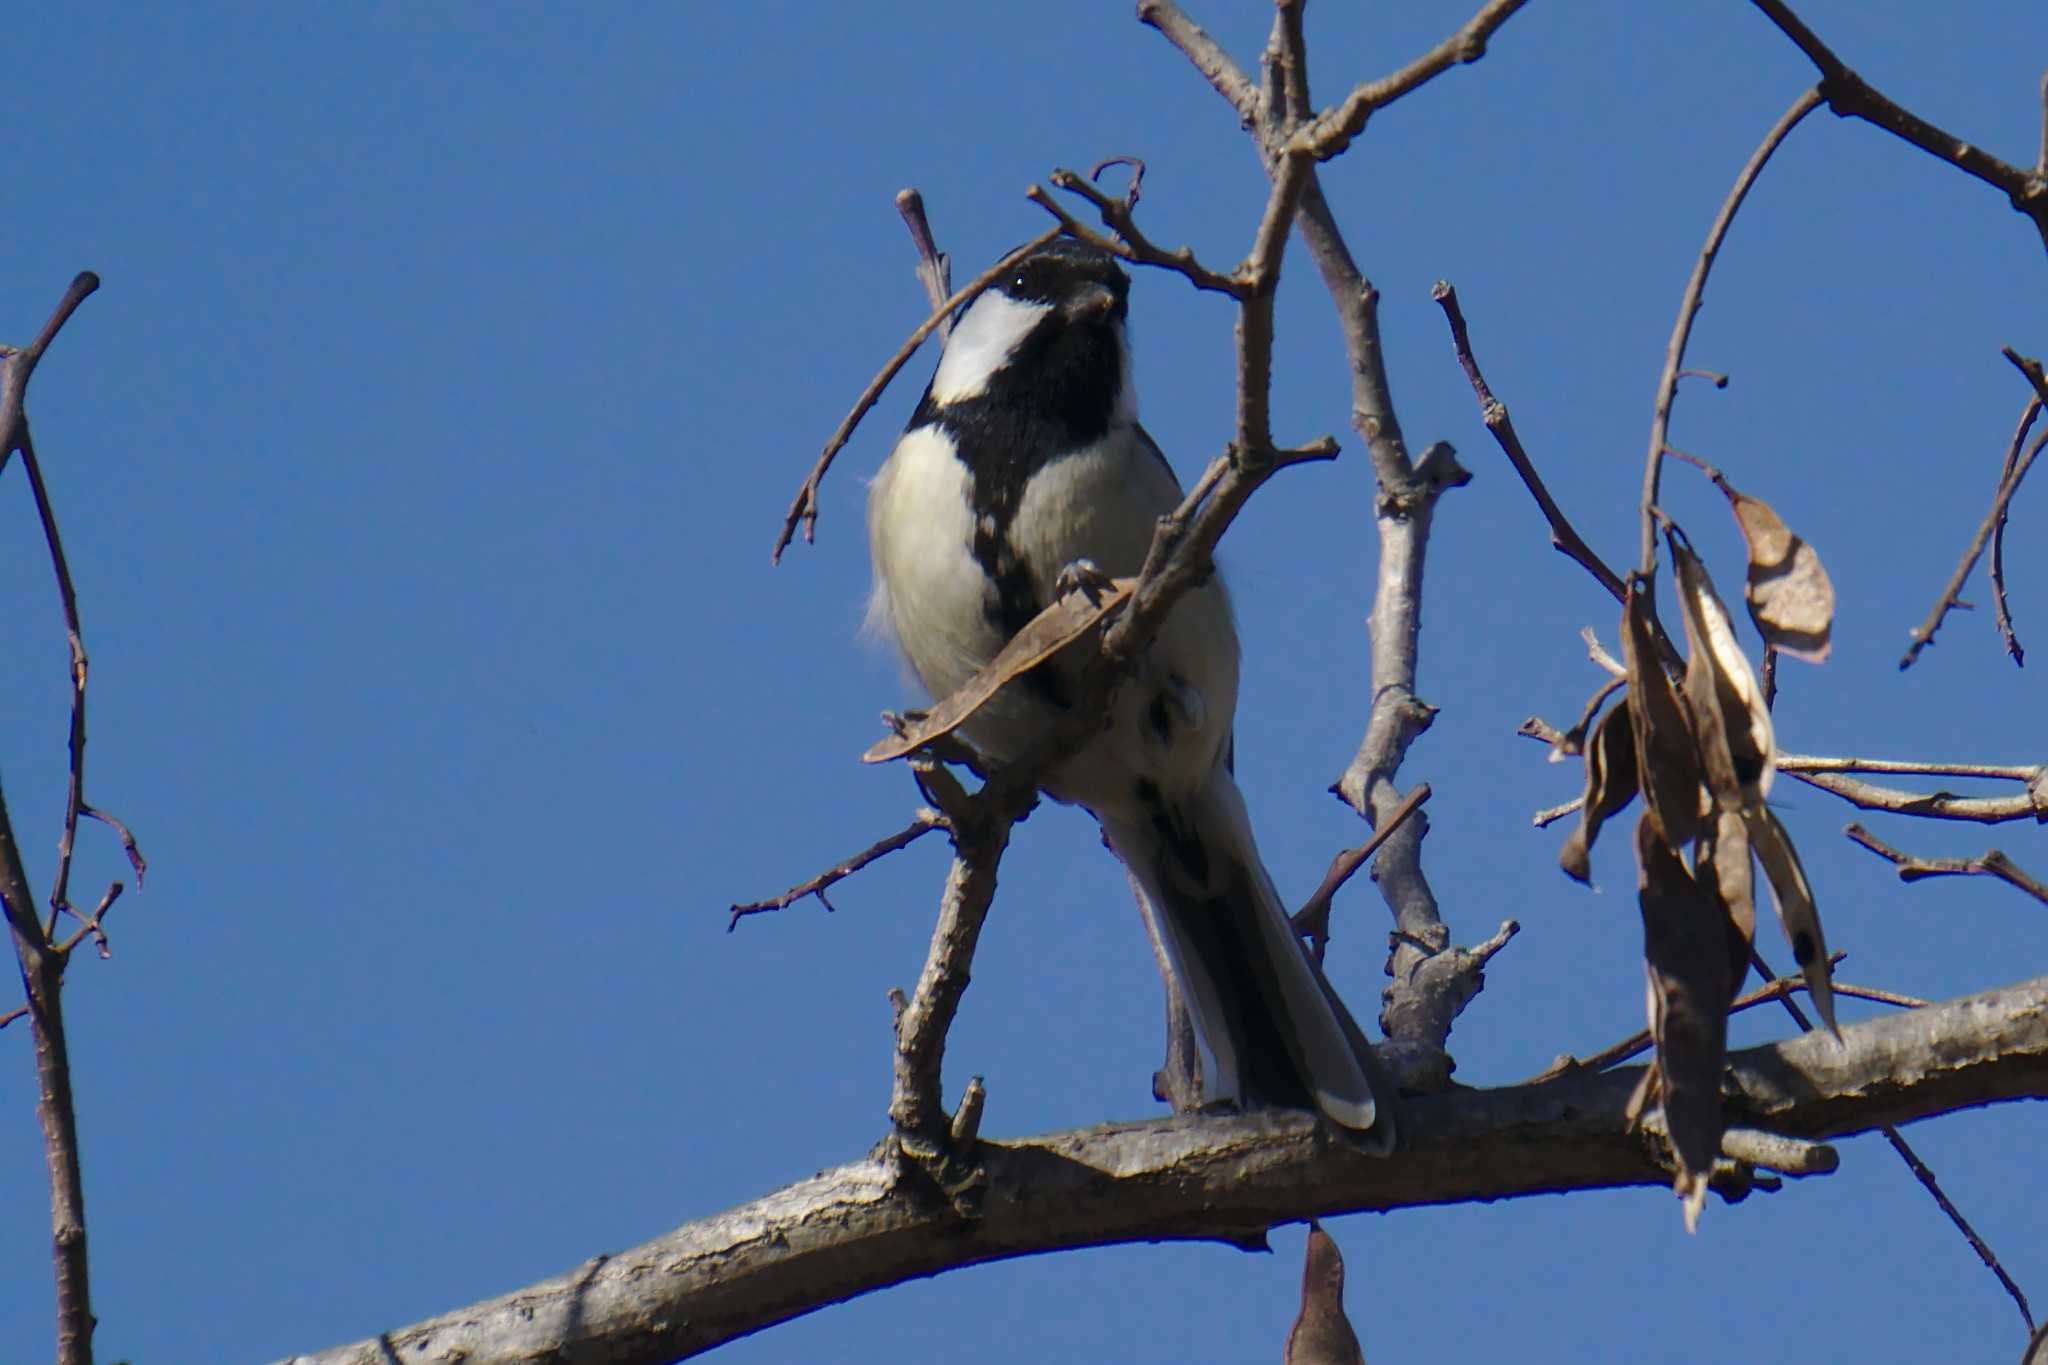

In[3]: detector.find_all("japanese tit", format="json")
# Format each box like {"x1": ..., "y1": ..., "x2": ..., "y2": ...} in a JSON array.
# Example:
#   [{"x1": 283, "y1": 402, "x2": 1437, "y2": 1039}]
[{"x1": 865, "y1": 236, "x2": 1395, "y2": 1149}]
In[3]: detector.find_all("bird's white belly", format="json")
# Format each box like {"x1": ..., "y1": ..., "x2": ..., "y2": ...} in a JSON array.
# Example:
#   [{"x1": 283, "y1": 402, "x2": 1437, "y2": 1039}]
[{"x1": 868, "y1": 427, "x2": 1239, "y2": 815}]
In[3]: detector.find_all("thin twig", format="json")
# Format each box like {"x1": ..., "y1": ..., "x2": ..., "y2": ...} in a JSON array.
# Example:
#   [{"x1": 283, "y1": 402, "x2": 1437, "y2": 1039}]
[
  {"x1": 1990, "y1": 398, "x2": 2040, "y2": 666},
  {"x1": 770, "y1": 225, "x2": 1064, "y2": 564},
  {"x1": 1519, "y1": 733, "x2": 2048, "y2": 824},
  {"x1": 1038, "y1": 167, "x2": 1243, "y2": 296},
  {"x1": 1539, "y1": 952, "x2": 1857, "y2": 1077},
  {"x1": 1746, "y1": 944, "x2": 2035, "y2": 1332},
  {"x1": 1135, "y1": 0, "x2": 1260, "y2": 124},
  {"x1": 1548, "y1": 674, "x2": 1626, "y2": 758},
  {"x1": 1291, "y1": 784, "x2": 1430, "y2": 962},
  {"x1": 1845, "y1": 824, "x2": 2048, "y2": 907},
  {"x1": 1434, "y1": 281, "x2": 1626, "y2": 606},
  {"x1": 728, "y1": 810, "x2": 951, "y2": 929},
  {"x1": 894, "y1": 189, "x2": 953, "y2": 343},
  {"x1": 1771, "y1": 751, "x2": 2048, "y2": 825},
  {"x1": 1778, "y1": 768, "x2": 2048, "y2": 826},
  {"x1": 1293, "y1": 0, "x2": 1531, "y2": 161},
  {"x1": 1641, "y1": 86, "x2": 1823, "y2": 574},
  {"x1": 1903, "y1": 374, "x2": 2048, "y2": 668},
  {"x1": 1748, "y1": 0, "x2": 2048, "y2": 254},
  {"x1": 1, "y1": 274, "x2": 105, "y2": 1365},
  {"x1": 1779, "y1": 753, "x2": 2045, "y2": 782},
  {"x1": 2038, "y1": 70, "x2": 2048, "y2": 182},
  {"x1": 52, "y1": 882, "x2": 122, "y2": 960}
]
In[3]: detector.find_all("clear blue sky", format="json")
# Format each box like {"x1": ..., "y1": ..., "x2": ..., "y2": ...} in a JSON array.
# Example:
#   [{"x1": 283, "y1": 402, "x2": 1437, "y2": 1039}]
[{"x1": 4, "y1": 4, "x2": 2044, "y2": 1362}]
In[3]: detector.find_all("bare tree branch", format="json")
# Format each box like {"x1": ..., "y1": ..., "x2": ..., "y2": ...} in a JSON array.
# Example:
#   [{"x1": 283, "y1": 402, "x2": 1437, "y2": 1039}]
[
  {"x1": 2, "y1": 273, "x2": 107, "y2": 1365},
  {"x1": 278, "y1": 975, "x2": 2048, "y2": 1365},
  {"x1": 887, "y1": 764, "x2": 1022, "y2": 1164},
  {"x1": 1139, "y1": 0, "x2": 1518, "y2": 1088}
]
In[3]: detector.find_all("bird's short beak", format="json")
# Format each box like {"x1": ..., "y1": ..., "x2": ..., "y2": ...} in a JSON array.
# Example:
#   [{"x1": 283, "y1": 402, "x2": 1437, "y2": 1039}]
[{"x1": 1062, "y1": 283, "x2": 1119, "y2": 322}]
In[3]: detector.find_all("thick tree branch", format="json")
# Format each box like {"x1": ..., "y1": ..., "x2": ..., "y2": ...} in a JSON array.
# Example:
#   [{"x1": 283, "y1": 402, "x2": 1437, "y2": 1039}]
[{"x1": 280, "y1": 975, "x2": 2048, "y2": 1365}]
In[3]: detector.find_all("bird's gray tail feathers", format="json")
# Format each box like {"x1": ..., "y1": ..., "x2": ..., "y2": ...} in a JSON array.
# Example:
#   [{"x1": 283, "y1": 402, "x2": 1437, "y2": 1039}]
[{"x1": 1103, "y1": 770, "x2": 1398, "y2": 1153}]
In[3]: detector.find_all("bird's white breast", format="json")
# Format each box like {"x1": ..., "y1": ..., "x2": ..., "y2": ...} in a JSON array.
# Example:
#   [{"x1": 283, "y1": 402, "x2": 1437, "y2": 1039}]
[{"x1": 865, "y1": 425, "x2": 1003, "y2": 704}]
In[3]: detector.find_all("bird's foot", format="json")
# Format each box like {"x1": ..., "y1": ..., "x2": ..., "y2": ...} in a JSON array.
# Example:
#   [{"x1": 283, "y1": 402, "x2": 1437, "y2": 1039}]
[{"x1": 1055, "y1": 557, "x2": 1114, "y2": 606}]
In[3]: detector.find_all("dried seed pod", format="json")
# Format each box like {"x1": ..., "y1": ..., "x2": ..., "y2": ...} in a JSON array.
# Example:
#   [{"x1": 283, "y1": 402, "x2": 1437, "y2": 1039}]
[
  {"x1": 1559, "y1": 698, "x2": 1638, "y2": 883},
  {"x1": 1746, "y1": 805, "x2": 1839, "y2": 1036},
  {"x1": 1621, "y1": 576, "x2": 1702, "y2": 850},
  {"x1": 1635, "y1": 813, "x2": 1733, "y2": 1231}
]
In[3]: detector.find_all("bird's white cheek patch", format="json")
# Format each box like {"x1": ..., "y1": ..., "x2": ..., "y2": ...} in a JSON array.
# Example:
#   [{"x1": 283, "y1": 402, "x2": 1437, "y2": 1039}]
[{"x1": 928, "y1": 293, "x2": 1051, "y2": 404}]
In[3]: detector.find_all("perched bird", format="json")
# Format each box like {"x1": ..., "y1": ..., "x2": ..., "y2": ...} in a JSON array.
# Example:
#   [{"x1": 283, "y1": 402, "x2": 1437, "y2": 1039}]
[{"x1": 865, "y1": 236, "x2": 1396, "y2": 1149}]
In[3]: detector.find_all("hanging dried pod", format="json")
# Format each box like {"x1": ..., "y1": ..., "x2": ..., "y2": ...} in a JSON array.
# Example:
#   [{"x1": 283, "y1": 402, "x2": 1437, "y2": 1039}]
[
  {"x1": 1696, "y1": 807, "x2": 1757, "y2": 1000},
  {"x1": 1671, "y1": 528, "x2": 1774, "y2": 806},
  {"x1": 1559, "y1": 699, "x2": 1639, "y2": 883},
  {"x1": 1620, "y1": 576, "x2": 1703, "y2": 850},
  {"x1": 1745, "y1": 805, "x2": 1839, "y2": 1036},
  {"x1": 1634, "y1": 813, "x2": 1732, "y2": 1232}
]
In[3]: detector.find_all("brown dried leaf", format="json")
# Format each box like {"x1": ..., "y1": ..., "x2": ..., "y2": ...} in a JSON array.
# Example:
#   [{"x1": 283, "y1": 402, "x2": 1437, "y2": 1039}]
[
  {"x1": 1745, "y1": 805, "x2": 1839, "y2": 1036},
  {"x1": 1719, "y1": 480, "x2": 1834, "y2": 663},
  {"x1": 1635, "y1": 813, "x2": 1731, "y2": 1229},
  {"x1": 1670, "y1": 529, "x2": 1774, "y2": 809},
  {"x1": 862, "y1": 578, "x2": 1135, "y2": 763},
  {"x1": 1621, "y1": 577, "x2": 1702, "y2": 849},
  {"x1": 1559, "y1": 699, "x2": 1637, "y2": 883}
]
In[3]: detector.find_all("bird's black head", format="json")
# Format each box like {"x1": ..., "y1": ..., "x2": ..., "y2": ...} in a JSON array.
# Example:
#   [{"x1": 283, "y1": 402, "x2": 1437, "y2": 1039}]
[
  {"x1": 919, "y1": 236, "x2": 1135, "y2": 443},
  {"x1": 994, "y1": 237, "x2": 1130, "y2": 323}
]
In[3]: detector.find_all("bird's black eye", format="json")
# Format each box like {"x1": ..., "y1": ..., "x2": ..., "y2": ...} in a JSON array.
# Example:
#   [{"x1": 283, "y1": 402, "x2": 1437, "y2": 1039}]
[{"x1": 1013, "y1": 274, "x2": 1027, "y2": 292}]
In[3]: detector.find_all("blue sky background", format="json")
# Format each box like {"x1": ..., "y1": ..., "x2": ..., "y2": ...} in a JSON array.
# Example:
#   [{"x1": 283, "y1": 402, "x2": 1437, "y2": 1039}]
[{"x1": 4, "y1": 4, "x2": 2045, "y2": 1362}]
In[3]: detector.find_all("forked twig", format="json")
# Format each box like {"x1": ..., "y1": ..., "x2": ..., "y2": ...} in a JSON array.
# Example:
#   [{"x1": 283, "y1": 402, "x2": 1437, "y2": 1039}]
[
  {"x1": 1902, "y1": 374, "x2": 2047, "y2": 669},
  {"x1": 1292, "y1": 784, "x2": 1430, "y2": 961},
  {"x1": 1845, "y1": 824, "x2": 2048, "y2": 907},
  {"x1": 728, "y1": 810, "x2": 951, "y2": 929}
]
